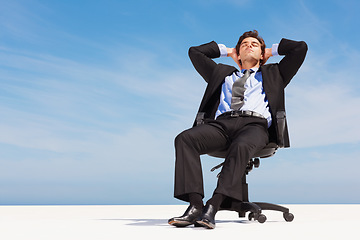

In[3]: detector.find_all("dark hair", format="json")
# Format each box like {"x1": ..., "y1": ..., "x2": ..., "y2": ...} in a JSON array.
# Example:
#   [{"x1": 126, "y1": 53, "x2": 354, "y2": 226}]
[{"x1": 235, "y1": 30, "x2": 266, "y2": 65}]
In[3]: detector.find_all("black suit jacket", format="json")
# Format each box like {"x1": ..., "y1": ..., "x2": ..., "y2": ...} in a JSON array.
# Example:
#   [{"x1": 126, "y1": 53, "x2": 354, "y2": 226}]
[{"x1": 188, "y1": 38, "x2": 308, "y2": 148}]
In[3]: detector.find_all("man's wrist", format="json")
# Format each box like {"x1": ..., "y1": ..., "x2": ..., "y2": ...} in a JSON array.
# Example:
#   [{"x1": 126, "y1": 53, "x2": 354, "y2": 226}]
[
  {"x1": 271, "y1": 43, "x2": 279, "y2": 56},
  {"x1": 218, "y1": 44, "x2": 228, "y2": 57}
]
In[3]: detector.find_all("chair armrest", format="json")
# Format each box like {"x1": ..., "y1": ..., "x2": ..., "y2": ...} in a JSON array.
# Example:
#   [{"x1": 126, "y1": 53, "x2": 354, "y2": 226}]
[{"x1": 276, "y1": 111, "x2": 286, "y2": 148}]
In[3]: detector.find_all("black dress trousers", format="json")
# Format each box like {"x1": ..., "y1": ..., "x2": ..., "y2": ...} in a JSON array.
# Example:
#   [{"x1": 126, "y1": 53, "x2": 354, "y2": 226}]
[{"x1": 174, "y1": 116, "x2": 269, "y2": 202}]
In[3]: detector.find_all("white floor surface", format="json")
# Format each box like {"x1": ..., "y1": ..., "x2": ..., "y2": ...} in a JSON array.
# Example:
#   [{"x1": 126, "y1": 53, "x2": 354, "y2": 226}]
[{"x1": 0, "y1": 204, "x2": 359, "y2": 240}]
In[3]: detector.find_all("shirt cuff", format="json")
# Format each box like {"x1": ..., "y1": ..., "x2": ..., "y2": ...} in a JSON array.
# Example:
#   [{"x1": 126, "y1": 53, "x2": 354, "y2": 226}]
[
  {"x1": 218, "y1": 44, "x2": 228, "y2": 57},
  {"x1": 271, "y1": 43, "x2": 279, "y2": 56}
]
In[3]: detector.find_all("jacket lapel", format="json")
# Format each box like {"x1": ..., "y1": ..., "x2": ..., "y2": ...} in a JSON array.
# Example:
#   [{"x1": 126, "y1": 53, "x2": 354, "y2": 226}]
[{"x1": 205, "y1": 64, "x2": 237, "y2": 101}]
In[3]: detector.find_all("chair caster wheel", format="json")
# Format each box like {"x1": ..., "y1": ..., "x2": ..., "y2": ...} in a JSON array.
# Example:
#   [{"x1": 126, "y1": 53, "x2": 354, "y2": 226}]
[
  {"x1": 283, "y1": 212, "x2": 294, "y2": 222},
  {"x1": 248, "y1": 212, "x2": 255, "y2": 221},
  {"x1": 249, "y1": 212, "x2": 266, "y2": 223},
  {"x1": 257, "y1": 214, "x2": 267, "y2": 223}
]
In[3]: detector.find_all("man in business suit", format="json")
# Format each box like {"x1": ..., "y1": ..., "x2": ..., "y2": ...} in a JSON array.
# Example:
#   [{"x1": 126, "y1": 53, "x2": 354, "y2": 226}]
[{"x1": 168, "y1": 30, "x2": 307, "y2": 229}]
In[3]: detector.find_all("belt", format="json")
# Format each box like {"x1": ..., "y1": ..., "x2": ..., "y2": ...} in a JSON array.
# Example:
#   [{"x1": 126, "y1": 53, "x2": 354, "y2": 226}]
[{"x1": 218, "y1": 110, "x2": 265, "y2": 119}]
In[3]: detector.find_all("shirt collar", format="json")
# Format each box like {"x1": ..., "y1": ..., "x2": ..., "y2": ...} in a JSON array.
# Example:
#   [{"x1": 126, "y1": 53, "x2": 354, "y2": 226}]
[{"x1": 238, "y1": 67, "x2": 259, "y2": 76}]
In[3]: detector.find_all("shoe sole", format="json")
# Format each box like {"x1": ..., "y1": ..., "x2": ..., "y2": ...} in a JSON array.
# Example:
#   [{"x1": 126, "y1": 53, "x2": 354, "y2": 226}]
[
  {"x1": 168, "y1": 220, "x2": 193, "y2": 227},
  {"x1": 196, "y1": 220, "x2": 215, "y2": 229}
]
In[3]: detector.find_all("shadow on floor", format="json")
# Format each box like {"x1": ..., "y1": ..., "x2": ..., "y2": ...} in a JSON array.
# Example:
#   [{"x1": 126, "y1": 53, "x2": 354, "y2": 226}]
[{"x1": 98, "y1": 218, "x2": 257, "y2": 227}]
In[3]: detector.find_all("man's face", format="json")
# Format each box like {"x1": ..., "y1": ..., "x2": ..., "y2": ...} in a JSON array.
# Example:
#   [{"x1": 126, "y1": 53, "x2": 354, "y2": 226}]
[{"x1": 238, "y1": 37, "x2": 263, "y2": 64}]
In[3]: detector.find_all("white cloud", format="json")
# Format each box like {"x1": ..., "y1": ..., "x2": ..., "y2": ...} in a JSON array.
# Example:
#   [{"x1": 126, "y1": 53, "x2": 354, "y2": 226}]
[
  {"x1": 0, "y1": 43, "x2": 201, "y2": 168},
  {"x1": 288, "y1": 83, "x2": 360, "y2": 146},
  {"x1": 285, "y1": 49, "x2": 360, "y2": 148}
]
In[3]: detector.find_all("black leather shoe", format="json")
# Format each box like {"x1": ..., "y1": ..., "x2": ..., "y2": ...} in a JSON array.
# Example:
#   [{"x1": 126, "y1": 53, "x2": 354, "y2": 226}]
[
  {"x1": 168, "y1": 205, "x2": 203, "y2": 227},
  {"x1": 196, "y1": 204, "x2": 217, "y2": 229}
]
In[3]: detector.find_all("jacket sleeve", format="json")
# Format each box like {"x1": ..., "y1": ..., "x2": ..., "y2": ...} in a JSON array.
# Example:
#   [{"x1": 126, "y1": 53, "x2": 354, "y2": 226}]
[
  {"x1": 277, "y1": 38, "x2": 308, "y2": 86},
  {"x1": 188, "y1": 41, "x2": 221, "y2": 83}
]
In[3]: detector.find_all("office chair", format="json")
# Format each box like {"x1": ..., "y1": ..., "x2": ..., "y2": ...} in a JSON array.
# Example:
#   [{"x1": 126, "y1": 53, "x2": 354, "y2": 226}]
[{"x1": 208, "y1": 142, "x2": 294, "y2": 224}]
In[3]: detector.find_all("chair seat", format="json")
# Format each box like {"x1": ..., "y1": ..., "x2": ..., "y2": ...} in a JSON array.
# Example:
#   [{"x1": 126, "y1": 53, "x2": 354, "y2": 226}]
[
  {"x1": 208, "y1": 142, "x2": 278, "y2": 159},
  {"x1": 254, "y1": 142, "x2": 278, "y2": 158}
]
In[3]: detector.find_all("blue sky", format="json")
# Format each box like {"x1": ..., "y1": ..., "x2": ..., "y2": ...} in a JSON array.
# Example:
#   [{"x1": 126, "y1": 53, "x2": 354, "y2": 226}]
[{"x1": 1, "y1": 0, "x2": 359, "y2": 205}]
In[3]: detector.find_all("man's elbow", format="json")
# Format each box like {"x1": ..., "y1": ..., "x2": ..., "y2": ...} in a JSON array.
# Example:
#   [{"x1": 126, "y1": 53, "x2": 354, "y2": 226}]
[
  {"x1": 294, "y1": 41, "x2": 308, "y2": 60},
  {"x1": 188, "y1": 46, "x2": 197, "y2": 58},
  {"x1": 299, "y1": 41, "x2": 308, "y2": 54}
]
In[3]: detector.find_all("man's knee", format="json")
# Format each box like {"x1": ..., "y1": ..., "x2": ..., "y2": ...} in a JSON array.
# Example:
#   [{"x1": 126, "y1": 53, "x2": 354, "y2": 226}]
[
  {"x1": 227, "y1": 141, "x2": 255, "y2": 160},
  {"x1": 229, "y1": 138, "x2": 267, "y2": 161},
  {"x1": 233, "y1": 141, "x2": 251, "y2": 153},
  {"x1": 174, "y1": 129, "x2": 192, "y2": 148}
]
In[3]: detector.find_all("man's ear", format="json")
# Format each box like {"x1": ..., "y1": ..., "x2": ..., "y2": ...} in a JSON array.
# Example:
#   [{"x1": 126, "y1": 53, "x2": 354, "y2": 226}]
[{"x1": 259, "y1": 53, "x2": 264, "y2": 64}]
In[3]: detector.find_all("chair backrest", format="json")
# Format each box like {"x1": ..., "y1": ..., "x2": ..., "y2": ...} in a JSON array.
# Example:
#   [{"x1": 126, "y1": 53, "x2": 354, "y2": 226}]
[{"x1": 208, "y1": 142, "x2": 278, "y2": 159}]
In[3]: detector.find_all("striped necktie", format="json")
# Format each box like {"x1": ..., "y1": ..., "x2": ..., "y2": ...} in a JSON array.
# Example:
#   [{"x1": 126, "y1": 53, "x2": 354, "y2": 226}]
[{"x1": 230, "y1": 69, "x2": 253, "y2": 110}]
